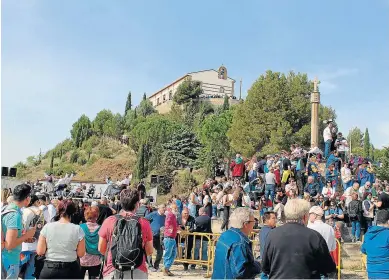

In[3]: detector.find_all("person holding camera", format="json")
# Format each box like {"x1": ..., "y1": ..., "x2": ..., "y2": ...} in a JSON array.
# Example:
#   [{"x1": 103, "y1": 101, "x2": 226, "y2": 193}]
[{"x1": 324, "y1": 200, "x2": 345, "y2": 227}]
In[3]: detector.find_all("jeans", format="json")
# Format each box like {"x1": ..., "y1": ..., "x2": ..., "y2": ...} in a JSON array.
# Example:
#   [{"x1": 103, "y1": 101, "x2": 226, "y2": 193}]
[
  {"x1": 147, "y1": 235, "x2": 163, "y2": 269},
  {"x1": 351, "y1": 221, "x2": 361, "y2": 240},
  {"x1": 103, "y1": 269, "x2": 147, "y2": 279},
  {"x1": 343, "y1": 181, "x2": 352, "y2": 191},
  {"x1": 194, "y1": 240, "x2": 208, "y2": 261},
  {"x1": 364, "y1": 217, "x2": 373, "y2": 231},
  {"x1": 40, "y1": 260, "x2": 81, "y2": 279},
  {"x1": 163, "y1": 237, "x2": 177, "y2": 270},
  {"x1": 81, "y1": 264, "x2": 101, "y2": 279},
  {"x1": 212, "y1": 205, "x2": 217, "y2": 218},
  {"x1": 23, "y1": 252, "x2": 36, "y2": 279},
  {"x1": 4, "y1": 263, "x2": 19, "y2": 279},
  {"x1": 265, "y1": 184, "x2": 275, "y2": 201},
  {"x1": 324, "y1": 140, "x2": 332, "y2": 158},
  {"x1": 221, "y1": 206, "x2": 230, "y2": 230}
]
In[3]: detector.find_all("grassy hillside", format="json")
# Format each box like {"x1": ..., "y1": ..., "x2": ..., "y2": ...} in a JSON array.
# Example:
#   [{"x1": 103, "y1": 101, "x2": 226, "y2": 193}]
[{"x1": 15, "y1": 137, "x2": 137, "y2": 182}]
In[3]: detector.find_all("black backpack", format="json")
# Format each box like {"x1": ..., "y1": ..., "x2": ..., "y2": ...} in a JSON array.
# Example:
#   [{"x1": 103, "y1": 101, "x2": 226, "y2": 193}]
[{"x1": 110, "y1": 215, "x2": 144, "y2": 278}]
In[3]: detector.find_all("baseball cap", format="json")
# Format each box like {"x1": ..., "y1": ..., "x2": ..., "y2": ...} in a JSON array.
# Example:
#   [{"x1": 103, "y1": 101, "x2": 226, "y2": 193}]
[{"x1": 309, "y1": 206, "x2": 324, "y2": 217}]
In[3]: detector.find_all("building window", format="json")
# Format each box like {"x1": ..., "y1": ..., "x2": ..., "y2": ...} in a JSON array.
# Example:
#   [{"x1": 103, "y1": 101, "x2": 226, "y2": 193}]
[
  {"x1": 163, "y1": 95, "x2": 166, "y2": 102},
  {"x1": 157, "y1": 98, "x2": 160, "y2": 105},
  {"x1": 169, "y1": 90, "x2": 173, "y2": 100},
  {"x1": 219, "y1": 86, "x2": 225, "y2": 93}
]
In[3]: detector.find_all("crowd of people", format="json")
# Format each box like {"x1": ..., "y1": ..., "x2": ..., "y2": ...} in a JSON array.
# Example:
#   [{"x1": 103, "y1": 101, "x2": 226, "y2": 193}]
[{"x1": 1, "y1": 120, "x2": 388, "y2": 279}]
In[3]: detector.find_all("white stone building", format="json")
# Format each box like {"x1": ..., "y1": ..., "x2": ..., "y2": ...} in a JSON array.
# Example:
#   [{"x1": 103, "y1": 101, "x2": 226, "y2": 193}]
[{"x1": 148, "y1": 66, "x2": 238, "y2": 113}]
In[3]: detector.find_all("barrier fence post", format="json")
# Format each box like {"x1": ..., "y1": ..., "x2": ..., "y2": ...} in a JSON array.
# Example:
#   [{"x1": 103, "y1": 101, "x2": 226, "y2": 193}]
[{"x1": 336, "y1": 239, "x2": 341, "y2": 280}]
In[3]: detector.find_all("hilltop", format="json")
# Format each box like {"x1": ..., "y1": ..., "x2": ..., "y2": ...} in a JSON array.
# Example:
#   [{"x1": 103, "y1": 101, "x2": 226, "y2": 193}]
[{"x1": 15, "y1": 137, "x2": 137, "y2": 182}]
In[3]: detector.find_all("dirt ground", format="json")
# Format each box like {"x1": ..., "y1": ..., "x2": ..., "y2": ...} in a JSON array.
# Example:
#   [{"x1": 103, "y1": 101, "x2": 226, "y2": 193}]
[{"x1": 148, "y1": 265, "x2": 210, "y2": 279}]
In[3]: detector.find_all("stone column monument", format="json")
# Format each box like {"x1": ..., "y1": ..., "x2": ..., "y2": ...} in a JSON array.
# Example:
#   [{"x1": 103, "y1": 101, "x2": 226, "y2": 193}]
[{"x1": 310, "y1": 77, "x2": 320, "y2": 148}]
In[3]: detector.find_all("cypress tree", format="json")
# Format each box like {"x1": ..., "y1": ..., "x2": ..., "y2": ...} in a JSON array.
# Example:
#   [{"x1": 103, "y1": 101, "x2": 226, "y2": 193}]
[
  {"x1": 135, "y1": 145, "x2": 146, "y2": 180},
  {"x1": 364, "y1": 128, "x2": 370, "y2": 158},
  {"x1": 222, "y1": 94, "x2": 229, "y2": 111},
  {"x1": 50, "y1": 153, "x2": 54, "y2": 170},
  {"x1": 124, "y1": 91, "x2": 132, "y2": 116}
]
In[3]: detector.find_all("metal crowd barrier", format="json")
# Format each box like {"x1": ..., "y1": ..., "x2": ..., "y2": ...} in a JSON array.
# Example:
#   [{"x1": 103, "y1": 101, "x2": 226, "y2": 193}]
[
  {"x1": 174, "y1": 230, "x2": 260, "y2": 277},
  {"x1": 175, "y1": 232, "x2": 217, "y2": 277},
  {"x1": 335, "y1": 239, "x2": 341, "y2": 280},
  {"x1": 174, "y1": 230, "x2": 339, "y2": 279}
]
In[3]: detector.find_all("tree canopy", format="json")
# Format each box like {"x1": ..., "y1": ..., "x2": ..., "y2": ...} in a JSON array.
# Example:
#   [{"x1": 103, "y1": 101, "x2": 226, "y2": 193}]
[
  {"x1": 227, "y1": 70, "x2": 336, "y2": 156},
  {"x1": 376, "y1": 146, "x2": 389, "y2": 181},
  {"x1": 347, "y1": 127, "x2": 364, "y2": 153},
  {"x1": 70, "y1": 114, "x2": 92, "y2": 148},
  {"x1": 173, "y1": 80, "x2": 203, "y2": 105},
  {"x1": 138, "y1": 98, "x2": 157, "y2": 118}
]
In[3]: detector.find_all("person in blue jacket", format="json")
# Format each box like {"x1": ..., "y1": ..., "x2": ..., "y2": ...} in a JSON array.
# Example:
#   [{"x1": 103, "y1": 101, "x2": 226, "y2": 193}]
[
  {"x1": 212, "y1": 207, "x2": 261, "y2": 279},
  {"x1": 357, "y1": 161, "x2": 370, "y2": 187},
  {"x1": 361, "y1": 210, "x2": 389, "y2": 279}
]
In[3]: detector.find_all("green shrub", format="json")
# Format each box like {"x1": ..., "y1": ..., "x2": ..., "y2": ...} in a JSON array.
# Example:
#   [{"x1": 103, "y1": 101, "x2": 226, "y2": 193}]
[
  {"x1": 88, "y1": 155, "x2": 99, "y2": 165},
  {"x1": 77, "y1": 156, "x2": 87, "y2": 166},
  {"x1": 70, "y1": 150, "x2": 79, "y2": 163},
  {"x1": 52, "y1": 164, "x2": 76, "y2": 176}
]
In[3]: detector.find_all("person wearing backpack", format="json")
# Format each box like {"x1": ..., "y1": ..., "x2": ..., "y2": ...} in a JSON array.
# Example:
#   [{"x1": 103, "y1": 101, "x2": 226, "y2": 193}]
[
  {"x1": 98, "y1": 189, "x2": 153, "y2": 279},
  {"x1": 348, "y1": 193, "x2": 363, "y2": 243},
  {"x1": 2, "y1": 184, "x2": 36, "y2": 279},
  {"x1": 20, "y1": 195, "x2": 46, "y2": 279},
  {"x1": 80, "y1": 206, "x2": 102, "y2": 279}
]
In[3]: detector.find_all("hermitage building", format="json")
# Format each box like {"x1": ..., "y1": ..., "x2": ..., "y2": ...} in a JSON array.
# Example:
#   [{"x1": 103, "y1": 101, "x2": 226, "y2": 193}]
[{"x1": 148, "y1": 65, "x2": 239, "y2": 113}]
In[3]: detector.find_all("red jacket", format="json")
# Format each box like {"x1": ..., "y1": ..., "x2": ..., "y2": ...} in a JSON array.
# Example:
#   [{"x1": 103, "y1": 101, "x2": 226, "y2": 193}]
[
  {"x1": 230, "y1": 160, "x2": 245, "y2": 177},
  {"x1": 164, "y1": 210, "x2": 178, "y2": 238},
  {"x1": 274, "y1": 169, "x2": 281, "y2": 185}
]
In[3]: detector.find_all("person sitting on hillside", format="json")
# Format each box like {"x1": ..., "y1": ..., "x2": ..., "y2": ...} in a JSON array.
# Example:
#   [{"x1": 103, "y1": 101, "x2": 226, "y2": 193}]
[{"x1": 361, "y1": 210, "x2": 389, "y2": 279}]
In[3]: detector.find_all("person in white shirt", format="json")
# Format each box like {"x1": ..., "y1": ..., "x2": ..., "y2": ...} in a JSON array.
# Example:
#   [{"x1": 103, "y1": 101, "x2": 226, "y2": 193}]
[
  {"x1": 22, "y1": 195, "x2": 44, "y2": 279},
  {"x1": 265, "y1": 168, "x2": 277, "y2": 202},
  {"x1": 322, "y1": 181, "x2": 336, "y2": 199},
  {"x1": 308, "y1": 206, "x2": 336, "y2": 252},
  {"x1": 344, "y1": 182, "x2": 360, "y2": 208},
  {"x1": 323, "y1": 121, "x2": 333, "y2": 159},
  {"x1": 358, "y1": 182, "x2": 372, "y2": 200},
  {"x1": 341, "y1": 163, "x2": 352, "y2": 191},
  {"x1": 334, "y1": 132, "x2": 348, "y2": 163}
]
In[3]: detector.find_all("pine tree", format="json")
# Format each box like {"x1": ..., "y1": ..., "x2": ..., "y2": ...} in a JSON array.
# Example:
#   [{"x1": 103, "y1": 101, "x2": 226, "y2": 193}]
[
  {"x1": 124, "y1": 91, "x2": 132, "y2": 116},
  {"x1": 163, "y1": 128, "x2": 201, "y2": 168},
  {"x1": 376, "y1": 147, "x2": 389, "y2": 181},
  {"x1": 134, "y1": 108, "x2": 137, "y2": 119},
  {"x1": 222, "y1": 94, "x2": 229, "y2": 111},
  {"x1": 364, "y1": 128, "x2": 370, "y2": 158},
  {"x1": 143, "y1": 93, "x2": 147, "y2": 101}
]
